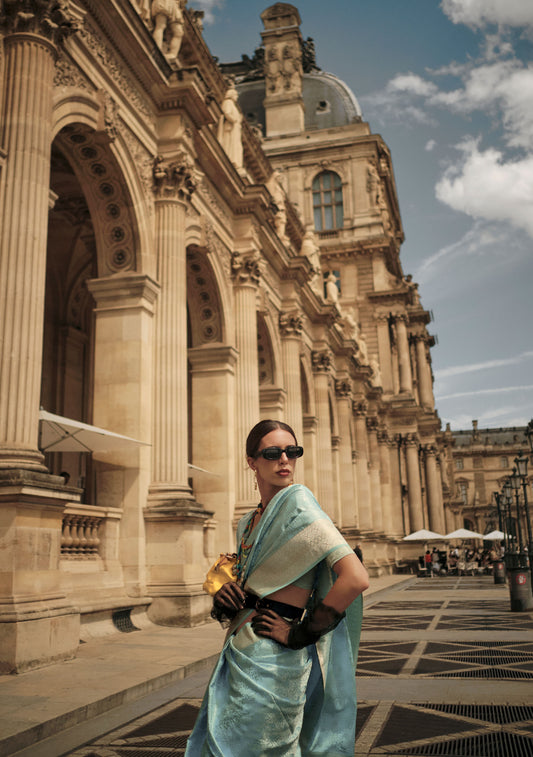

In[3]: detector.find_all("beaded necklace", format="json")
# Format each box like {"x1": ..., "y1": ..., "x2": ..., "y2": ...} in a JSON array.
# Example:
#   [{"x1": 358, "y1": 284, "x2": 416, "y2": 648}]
[{"x1": 235, "y1": 502, "x2": 263, "y2": 582}]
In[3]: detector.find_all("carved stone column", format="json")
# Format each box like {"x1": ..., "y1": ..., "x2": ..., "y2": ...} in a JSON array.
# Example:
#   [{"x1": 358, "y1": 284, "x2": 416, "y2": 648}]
[
  {"x1": 0, "y1": 5, "x2": 74, "y2": 470},
  {"x1": 366, "y1": 416, "x2": 383, "y2": 534},
  {"x1": 335, "y1": 380, "x2": 356, "y2": 528},
  {"x1": 149, "y1": 154, "x2": 200, "y2": 505},
  {"x1": 424, "y1": 445, "x2": 445, "y2": 534},
  {"x1": 232, "y1": 250, "x2": 261, "y2": 514},
  {"x1": 414, "y1": 335, "x2": 434, "y2": 409},
  {"x1": 353, "y1": 400, "x2": 372, "y2": 532},
  {"x1": 0, "y1": 5, "x2": 80, "y2": 673},
  {"x1": 312, "y1": 350, "x2": 334, "y2": 516},
  {"x1": 375, "y1": 314, "x2": 394, "y2": 393},
  {"x1": 390, "y1": 435, "x2": 406, "y2": 536},
  {"x1": 394, "y1": 315, "x2": 413, "y2": 394},
  {"x1": 404, "y1": 434, "x2": 424, "y2": 532},
  {"x1": 377, "y1": 426, "x2": 393, "y2": 535},
  {"x1": 279, "y1": 311, "x2": 304, "y2": 445}
]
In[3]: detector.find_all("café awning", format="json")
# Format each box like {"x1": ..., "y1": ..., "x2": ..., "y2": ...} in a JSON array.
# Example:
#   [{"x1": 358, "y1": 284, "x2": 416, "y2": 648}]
[{"x1": 39, "y1": 410, "x2": 149, "y2": 453}]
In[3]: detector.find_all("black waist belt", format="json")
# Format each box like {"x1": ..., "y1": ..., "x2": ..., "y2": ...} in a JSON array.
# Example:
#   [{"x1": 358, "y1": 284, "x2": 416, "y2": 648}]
[{"x1": 244, "y1": 592, "x2": 304, "y2": 621}]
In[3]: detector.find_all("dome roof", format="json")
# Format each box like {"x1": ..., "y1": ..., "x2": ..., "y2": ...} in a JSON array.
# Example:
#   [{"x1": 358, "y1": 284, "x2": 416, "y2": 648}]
[{"x1": 236, "y1": 71, "x2": 363, "y2": 135}]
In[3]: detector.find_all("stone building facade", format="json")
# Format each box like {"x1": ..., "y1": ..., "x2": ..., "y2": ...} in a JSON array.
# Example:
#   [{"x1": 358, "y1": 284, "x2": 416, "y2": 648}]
[
  {"x1": 445, "y1": 420, "x2": 530, "y2": 540},
  {"x1": 0, "y1": 1, "x2": 447, "y2": 673}
]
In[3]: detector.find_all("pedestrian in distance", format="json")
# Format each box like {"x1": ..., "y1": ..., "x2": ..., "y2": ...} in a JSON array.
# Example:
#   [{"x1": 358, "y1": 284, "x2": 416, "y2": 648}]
[{"x1": 185, "y1": 419, "x2": 369, "y2": 756}]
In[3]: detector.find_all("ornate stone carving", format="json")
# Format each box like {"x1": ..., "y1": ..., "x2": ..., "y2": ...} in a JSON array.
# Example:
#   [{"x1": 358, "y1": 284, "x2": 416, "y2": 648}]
[
  {"x1": 265, "y1": 41, "x2": 302, "y2": 94},
  {"x1": 311, "y1": 349, "x2": 333, "y2": 373},
  {"x1": 152, "y1": 153, "x2": 201, "y2": 200},
  {"x1": 301, "y1": 227, "x2": 321, "y2": 293},
  {"x1": 231, "y1": 250, "x2": 262, "y2": 286},
  {"x1": 366, "y1": 416, "x2": 379, "y2": 432},
  {"x1": 78, "y1": 16, "x2": 152, "y2": 123},
  {"x1": 352, "y1": 399, "x2": 368, "y2": 417},
  {"x1": 279, "y1": 311, "x2": 303, "y2": 338},
  {"x1": 0, "y1": 0, "x2": 78, "y2": 42},
  {"x1": 54, "y1": 53, "x2": 93, "y2": 90},
  {"x1": 325, "y1": 271, "x2": 339, "y2": 304},
  {"x1": 335, "y1": 380, "x2": 351, "y2": 399},
  {"x1": 102, "y1": 91, "x2": 119, "y2": 141}
]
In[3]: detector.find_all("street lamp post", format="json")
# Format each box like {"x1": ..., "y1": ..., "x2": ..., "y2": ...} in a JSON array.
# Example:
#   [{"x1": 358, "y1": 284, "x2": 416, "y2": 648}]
[
  {"x1": 510, "y1": 467, "x2": 525, "y2": 554},
  {"x1": 501, "y1": 472, "x2": 533, "y2": 611},
  {"x1": 515, "y1": 451, "x2": 533, "y2": 591}
]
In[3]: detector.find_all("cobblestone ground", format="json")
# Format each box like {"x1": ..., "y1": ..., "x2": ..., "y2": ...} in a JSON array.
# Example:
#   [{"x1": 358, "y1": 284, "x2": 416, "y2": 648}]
[{"x1": 66, "y1": 575, "x2": 533, "y2": 756}]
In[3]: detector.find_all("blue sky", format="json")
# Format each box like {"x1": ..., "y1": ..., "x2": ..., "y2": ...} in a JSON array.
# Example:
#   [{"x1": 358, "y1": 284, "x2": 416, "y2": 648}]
[{"x1": 189, "y1": 0, "x2": 533, "y2": 433}]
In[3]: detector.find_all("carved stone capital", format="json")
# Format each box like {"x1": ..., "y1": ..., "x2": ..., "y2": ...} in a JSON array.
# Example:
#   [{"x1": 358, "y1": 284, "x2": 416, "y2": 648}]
[
  {"x1": 152, "y1": 153, "x2": 201, "y2": 201},
  {"x1": 366, "y1": 416, "x2": 379, "y2": 432},
  {"x1": 335, "y1": 379, "x2": 352, "y2": 399},
  {"x1": 404, "y1": 433, "x2": 420, "y2": 448},
  {"x1": 352, "y1": 399, "x2": 368, "y2": 417},
  {"x1": 423, "y1": 444, "x2": 438, "y2": 457},
  {"x1": 377, "y1": 426, "x2": 390, "y2": 445},
  {"x1": 231, "y1": 250, "x2": 262, "y2": 286},
  {"x1": 279, "y1": 310, "x2": 303, "y2": 337},
  {"x1": 0, "y1": 0, "x2": 78, "y2": 44},
  {"x1": 311, "y1": 349, "x2": 333, "y2": 373}
]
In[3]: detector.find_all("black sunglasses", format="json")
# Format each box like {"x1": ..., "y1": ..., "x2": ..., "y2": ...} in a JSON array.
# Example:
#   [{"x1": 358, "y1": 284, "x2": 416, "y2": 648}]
[{"x1": 256, "y1": 445, "x2": 304, "y2": 460}]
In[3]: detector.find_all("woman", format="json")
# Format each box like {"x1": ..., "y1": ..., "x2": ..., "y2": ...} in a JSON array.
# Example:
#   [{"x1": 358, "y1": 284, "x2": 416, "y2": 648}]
[{"x1": 185, "y1": 420, "x2": 369, "y2": 756}]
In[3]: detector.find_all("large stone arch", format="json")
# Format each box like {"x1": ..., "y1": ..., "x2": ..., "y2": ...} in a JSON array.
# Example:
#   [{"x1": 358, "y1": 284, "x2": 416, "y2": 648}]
[{"x1": 53, "y1": 123, "x2": 141, "y2": 277}]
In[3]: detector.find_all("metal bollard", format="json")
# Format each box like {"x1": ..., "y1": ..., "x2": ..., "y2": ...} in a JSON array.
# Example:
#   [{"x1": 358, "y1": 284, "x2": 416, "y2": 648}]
[
  {"x1": 508, "y1": 567, "x2": 533, "y2": 612},
  {"x1": 493, "y1": 560, "x2": 506, "y2": 584}
]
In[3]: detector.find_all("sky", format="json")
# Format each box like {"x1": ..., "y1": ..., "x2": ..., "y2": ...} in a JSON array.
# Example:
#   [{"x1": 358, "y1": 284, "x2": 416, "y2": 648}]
[{"x1": 189, "y1": 0, "x2": 533, "y2": 434}]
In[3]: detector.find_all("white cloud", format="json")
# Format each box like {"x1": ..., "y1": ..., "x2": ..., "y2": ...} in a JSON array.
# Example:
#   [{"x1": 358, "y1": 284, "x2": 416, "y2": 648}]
[
  {"x1": 434, "y1": 351, "x2": 533, "y2": 380},
  {"x1": 436, "y1": 385, "x2": 533, "y2": 400},
  {"x1": 425, "y1": 139, "x2": 437, "y2": 151},
  {"x1": 441, "y1": 0, "x2": 533, "y2": 29},
  {"x1": 435, "y1": 140, "x2": 533, "y2": 236},
  {"x1": 415, "y1": 220, "x2": 506, "y2": 282},
  {"x1": 388, "y1": 73, "x2": 439, "y2": 97}
]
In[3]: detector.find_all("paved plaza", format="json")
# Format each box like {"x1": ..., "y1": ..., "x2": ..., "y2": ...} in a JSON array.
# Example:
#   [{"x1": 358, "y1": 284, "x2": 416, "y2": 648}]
[{"x1": 2, "y1": 574, "x2": 533, "y2": 756}]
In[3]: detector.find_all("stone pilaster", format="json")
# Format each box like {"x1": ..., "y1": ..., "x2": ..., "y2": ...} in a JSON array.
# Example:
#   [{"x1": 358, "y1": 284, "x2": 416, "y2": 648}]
[
  {"x1": 312, "y1": 350, "x2": 334, "y2": 516},
  {"x1": 353, "y1": 400, "x2": 372, "y2": 532},
  {"x1": 150, "y1": 154, "x2": 200, "y2": 504},
  {"x1": 424, "y1": 445, "x2": 445, "y2": 534},
  {"x1": 232, "y1": 249, "x2": 261, "y2": 512},
  {"x1": 87, "y1": 274, "x2": 159, "y2": 596},
  {"x1": 404, "y1": 433, "x2": 424, "y2": 531},
  {"x1": 377, "y1": 426, "x2": 393, "y2": 536},
  {"x1": 335, "y1": 380, "x2": 357, "y2": 529},
  {"x1": 366, "y1": 416, "x2": 383, "y2": 533},
  {"x1": 414, "y1": 335, "x2": 434, "y2": 409},
  {"x1": 0, "y1": 5, "x2": 74, "y2": 470},
  {"x1": 375, "y1": 314, "x2": 394, "y2": 393},
  {"x1": 279, "y1": 310, "x2": 304, "y2": 445},
  {"x1": 394, "y1": 315, "x2": 413, "y2": 394},
  {"x1": 188, "y1": 344, "x2": 238, "y2": 552}
]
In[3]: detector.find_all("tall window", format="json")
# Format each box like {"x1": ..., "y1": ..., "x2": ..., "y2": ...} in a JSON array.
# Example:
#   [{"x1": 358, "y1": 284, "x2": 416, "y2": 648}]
[{"x1": 312, "y1": 171, "x2": 343, "y2": 231}]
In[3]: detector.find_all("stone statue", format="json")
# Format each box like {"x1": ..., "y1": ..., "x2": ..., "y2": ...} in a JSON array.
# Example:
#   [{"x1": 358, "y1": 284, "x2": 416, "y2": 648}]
[
  {"x1": 370, "y1": 358, "x2": 382, "y2": 387},
  {"x1": 301, "y1": 228, "x2": 321, "y2": 292},
  {"x1": 325, "y1": 271, "x2": 339, "y2": 304},
  {"x1": 151, "y1": 0, "x2": 184, "y2": 60},
  {"x1": 268, "y1": 170, "x2": 287, "y2": 240},
  {"x1": 218, "y1": 83, "x2": 243, "y2": 169}
]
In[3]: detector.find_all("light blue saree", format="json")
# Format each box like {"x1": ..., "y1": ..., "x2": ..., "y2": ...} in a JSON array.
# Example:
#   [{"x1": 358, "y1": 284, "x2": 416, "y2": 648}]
[{"x1": 185, "y1": 484, "x2": 363, "y2": 757}]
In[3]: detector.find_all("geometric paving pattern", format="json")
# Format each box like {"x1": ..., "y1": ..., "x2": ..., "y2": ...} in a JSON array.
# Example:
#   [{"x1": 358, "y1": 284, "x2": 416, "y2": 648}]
[{"x1": 67, "y1": 576, "x2": 533, "y2": 756}]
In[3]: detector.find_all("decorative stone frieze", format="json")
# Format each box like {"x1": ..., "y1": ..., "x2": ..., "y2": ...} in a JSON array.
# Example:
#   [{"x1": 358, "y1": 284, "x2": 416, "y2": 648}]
[{"x1": 352, "y1": 399, "x2": 368, "y2": 417}]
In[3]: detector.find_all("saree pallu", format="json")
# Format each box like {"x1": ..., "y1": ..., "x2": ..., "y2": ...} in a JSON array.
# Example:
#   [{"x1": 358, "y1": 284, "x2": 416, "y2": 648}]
[{"x1": 185, "y1": 484, "x2": 363, "y2": 757}]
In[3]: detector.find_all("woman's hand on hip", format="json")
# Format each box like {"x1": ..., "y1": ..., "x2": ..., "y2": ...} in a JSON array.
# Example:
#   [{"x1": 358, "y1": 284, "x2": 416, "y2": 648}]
[
  {"x1": 251, "y1": 609, "x2": 292, "y2": 646},
  {"x1": 214, "y1": 582, "x2": 246, "y2": 613}
]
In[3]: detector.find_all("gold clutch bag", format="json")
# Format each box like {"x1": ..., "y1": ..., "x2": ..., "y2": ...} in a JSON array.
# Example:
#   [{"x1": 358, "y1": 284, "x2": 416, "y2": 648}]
[{"x1": 203, "y1": 553, "x2": 239, "y2": 596}]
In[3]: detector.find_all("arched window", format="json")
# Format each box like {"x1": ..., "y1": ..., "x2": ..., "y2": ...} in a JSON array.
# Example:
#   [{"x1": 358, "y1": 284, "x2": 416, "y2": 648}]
[{"x1": 312, "y1": 171, "x2": 343, "y2": 231}]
